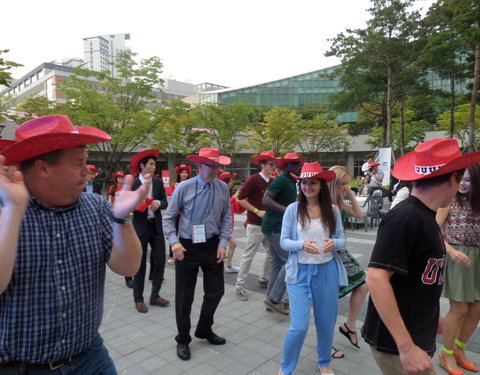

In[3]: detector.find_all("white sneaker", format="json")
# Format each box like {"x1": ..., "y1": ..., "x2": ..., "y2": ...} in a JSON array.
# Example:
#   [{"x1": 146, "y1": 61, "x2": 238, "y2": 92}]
[
  {"x1": 235, "y1": 288, "x2": 248, "y2": 301},
  {"x1": 225, "y1": 265, "x2": 239, "y2": 273}
]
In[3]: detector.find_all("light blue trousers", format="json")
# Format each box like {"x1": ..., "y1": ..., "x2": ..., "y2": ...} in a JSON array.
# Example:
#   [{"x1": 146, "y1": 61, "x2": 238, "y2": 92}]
[{"x1": 281, "y1": 261, "x2": 339, "y2": 375}]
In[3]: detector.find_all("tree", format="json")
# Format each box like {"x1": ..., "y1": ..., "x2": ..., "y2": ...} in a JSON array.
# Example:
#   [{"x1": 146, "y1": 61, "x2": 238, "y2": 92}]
[
  {"x1": 366, "y1": 109, "x2": 428, "y2": 153},
  {"x1": 437, "y1": 103, "x2": 480, "y2": 149},
  {"x1": 325, "y1": 0, "x2": 426, "y2": 147},
  {"x1": 151, "y1": 100, "x2": 211, "y2": 167},
  {"x1": 191, "y1": 101, "x2": 261, "y2": 158},
  {"x1": 296, "y1": 112, "x2": 350, "y2": 161},
  {"x1": 248, "y1": 107, "x2": 302, "y2": 155},
  {"x1": 0, "y1": 49, "x2": 22, "y2": 87},
  {"x1": 10, "y1": 96, "x2": 56, "y2": 123},
  {"x1": 58, "y1": 51, "x2": 164, "y2": 175},
  {"x1": 422, "y1": 0, "x2": 473, "y2": 138}
]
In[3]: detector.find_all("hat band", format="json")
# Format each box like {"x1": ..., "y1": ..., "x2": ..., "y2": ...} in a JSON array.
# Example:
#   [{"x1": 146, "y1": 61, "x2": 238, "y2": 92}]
[
  {"x1": 415, "y1": 164, "x2": 446, "y2": 175},
  {"x1": 300, "y1": 172, "x2": 319, "y2": 178},
  {"x1": 205, "y1": 157, "x2": 219, "y2": 161}
]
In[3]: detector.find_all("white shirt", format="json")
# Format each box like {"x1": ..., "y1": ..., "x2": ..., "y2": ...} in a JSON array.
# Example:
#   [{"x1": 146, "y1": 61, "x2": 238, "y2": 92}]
[
  {"x1": 297, "y1": 219, "x2": 333, "y2": 264},
  {"x1": 139, "y1": 174, "x2": 155, "y2": 219}
]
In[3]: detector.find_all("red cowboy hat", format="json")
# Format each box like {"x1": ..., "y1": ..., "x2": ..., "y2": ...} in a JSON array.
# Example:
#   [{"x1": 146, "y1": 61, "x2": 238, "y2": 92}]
[
  {"x1": 112, "y1": 171, "x2": 125, "y2": 179},
  {"x1": 1, "y1": 114, "x2": 110, "y2": 166},
  {"x1": 129, "y1": 149, "x2": 159, "y2": 177},
  {"x1": 277, "y1": 152, "x2": 306, "y2": 170},
  {"x1": 186, "y1": 147, "x2": 231, "y2": 165},
  {"x1": 218, "y1": 171, "x2": 238, "y2": 181},
  {"x1": 368, "y1": 162, "x2": 381, "y2": 168},
  {"x1": 175, "y1": 164, "x2": 192, "y2": 176},
  {"x1": 87, "y1": 164, "x2": 100, "y2": 173},
  {"x1": 252, "y1": 150, "x2": 277, "y2": 164},
  {"x1": 0, "y1": 139, "x2": 15, "y2": 152},
  {"x1": 291, "y1": 162, "x2": 336, "y2": 182},
  {"x1": 393, "y1": 138, "x2": 480, "y2": 181}
]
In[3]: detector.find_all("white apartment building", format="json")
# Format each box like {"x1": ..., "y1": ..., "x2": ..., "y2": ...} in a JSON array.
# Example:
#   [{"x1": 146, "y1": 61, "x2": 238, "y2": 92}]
[{"x1": 83, "y1": 33, "x2": 131, "y2": 78}]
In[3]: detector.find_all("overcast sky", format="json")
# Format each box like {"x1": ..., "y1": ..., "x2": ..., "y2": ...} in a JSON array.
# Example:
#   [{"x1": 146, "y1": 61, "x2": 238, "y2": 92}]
[{"x1": 3, "y1": 0, "x2": 434, "y2": 89}]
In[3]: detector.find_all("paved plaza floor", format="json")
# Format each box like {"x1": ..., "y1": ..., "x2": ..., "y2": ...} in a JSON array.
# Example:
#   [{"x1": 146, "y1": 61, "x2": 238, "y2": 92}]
[{"x1": 100, "y1": 212, "x2": 480, "y2": 374}]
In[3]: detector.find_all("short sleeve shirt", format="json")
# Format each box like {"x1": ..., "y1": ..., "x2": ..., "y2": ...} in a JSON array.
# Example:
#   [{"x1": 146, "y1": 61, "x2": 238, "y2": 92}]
[
  {"x1": 261, "y1": 171, "x2": 298, "y2": 234},
  {"x1": 361, "y1": 196, "x2": 446, "y2": 356},
  {"x1": 0, "y1": 194, "x2": 114, "y2": 363}
]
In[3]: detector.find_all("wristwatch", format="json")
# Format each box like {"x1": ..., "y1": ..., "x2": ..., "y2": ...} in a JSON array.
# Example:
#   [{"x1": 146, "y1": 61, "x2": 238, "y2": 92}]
[{"x1": 112, "y1": 213, "x2": 133, "y2": 226}]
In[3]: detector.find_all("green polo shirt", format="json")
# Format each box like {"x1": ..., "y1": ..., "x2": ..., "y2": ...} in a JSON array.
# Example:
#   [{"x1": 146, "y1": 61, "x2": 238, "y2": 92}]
[{"x1": 261, "y1": 171, "x2": 298, "y2": 234}]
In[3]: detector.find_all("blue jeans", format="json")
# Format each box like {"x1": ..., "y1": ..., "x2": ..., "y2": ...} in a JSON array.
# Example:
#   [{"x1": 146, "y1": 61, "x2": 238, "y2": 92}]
[
  {"x1": 265, "y1": 232, "x2": 287, "y2": 303},
  {"x1": 0, "y1": 333, "x2": 117, "y2": 375},
  {"x1": 281, "y1": 261, "x2": 339, "y2": 375}
]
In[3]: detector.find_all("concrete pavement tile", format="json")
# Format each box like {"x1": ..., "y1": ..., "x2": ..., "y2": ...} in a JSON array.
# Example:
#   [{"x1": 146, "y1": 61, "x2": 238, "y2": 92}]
[
  {"x1": 182, "y1": 361, "x2": 218, "y2": 375},
  {"x1": 138, "y1": 355, "x2": 168, "y2": 372}
]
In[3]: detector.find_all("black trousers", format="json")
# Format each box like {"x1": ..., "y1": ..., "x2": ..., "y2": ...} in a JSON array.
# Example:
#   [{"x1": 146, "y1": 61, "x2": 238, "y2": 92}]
[
  {"x1": 133, "y1": 222, "x2": 166, "y2": 303},
  {"x1": 175, "y1": 236, "x2": 224, "y2": 345}
]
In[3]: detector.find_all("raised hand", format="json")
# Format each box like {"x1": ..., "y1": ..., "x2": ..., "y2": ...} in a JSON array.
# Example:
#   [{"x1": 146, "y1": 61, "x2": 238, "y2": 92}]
[
  {"x1": 0, "y1": 156, "x2": 29, "y2": 213},
  {"x1": 112, "y1": 174, "x2": 151, "y2": 218}
]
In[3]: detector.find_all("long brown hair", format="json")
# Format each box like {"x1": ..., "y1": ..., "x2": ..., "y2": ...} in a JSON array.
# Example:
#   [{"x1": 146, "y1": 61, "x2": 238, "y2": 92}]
[
  {"x1": 456, "y1": 163, "x2": 480, "y2": 215},
  {"x1": 109, "y1": 176, "x2": 122, "y2": 197},
  {"x1": 297, "y1": 178, "x2": 336, "y2": 236}
]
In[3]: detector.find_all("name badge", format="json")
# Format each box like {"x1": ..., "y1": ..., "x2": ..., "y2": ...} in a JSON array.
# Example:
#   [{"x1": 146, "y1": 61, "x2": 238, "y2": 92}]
[{"x1": 192, "y1": 224, "x2": 206, "y2": 243}]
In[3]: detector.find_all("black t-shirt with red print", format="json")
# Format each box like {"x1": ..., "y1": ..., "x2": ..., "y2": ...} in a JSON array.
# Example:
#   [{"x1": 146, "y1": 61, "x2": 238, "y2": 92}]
[{"x1": 362, "y1": 196, "x2": 446, "y2": 356}]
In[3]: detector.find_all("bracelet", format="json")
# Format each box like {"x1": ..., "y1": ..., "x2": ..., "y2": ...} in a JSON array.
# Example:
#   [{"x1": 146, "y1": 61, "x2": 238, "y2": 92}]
[
  {"x1": 253, "y1": 208, "x2": 259, "y2": 214},
  {"x1": 112, "y1": 213, "x2": 133, "y2": 226}
]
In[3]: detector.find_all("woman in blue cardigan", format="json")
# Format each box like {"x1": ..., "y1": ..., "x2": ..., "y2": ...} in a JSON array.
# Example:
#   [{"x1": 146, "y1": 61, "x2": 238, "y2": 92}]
[{"x1": 278, "y1": 162, "x2": 347, "y2": 375}]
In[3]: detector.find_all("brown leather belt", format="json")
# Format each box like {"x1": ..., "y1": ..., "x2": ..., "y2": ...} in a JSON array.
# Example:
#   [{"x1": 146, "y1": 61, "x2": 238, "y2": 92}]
[{"x1": 0, "y1": 356, "x2": 75, "y2": 371}]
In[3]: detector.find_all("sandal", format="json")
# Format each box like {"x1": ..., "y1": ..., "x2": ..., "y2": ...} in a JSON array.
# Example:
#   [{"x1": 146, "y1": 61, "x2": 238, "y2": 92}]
[
  {"x1": 331, "y1": 346, "x2": 344, "y2": 359},
  {"x1": 339, "y1": 323, "x2": 360, "y2": 349}
]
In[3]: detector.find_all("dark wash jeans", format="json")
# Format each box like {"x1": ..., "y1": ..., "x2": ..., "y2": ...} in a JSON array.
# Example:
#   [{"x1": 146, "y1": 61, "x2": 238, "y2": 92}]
[{"x1": 0, "y1": 333, "x2": 117, "y2": 375}]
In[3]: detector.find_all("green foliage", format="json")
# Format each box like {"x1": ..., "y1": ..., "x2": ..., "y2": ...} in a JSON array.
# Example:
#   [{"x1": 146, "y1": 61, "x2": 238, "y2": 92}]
[
  {"x1": 57, "y1": 50, "x2": 164, "y2": 174},
  {"x1": 366, "y1": 109, "x2": 428, "y2": 152},
  {"x1": 191, "y1": 101, "x2": 261, "y2": 157},
  {"x1": 0, "y1": 49, "x2": 22, "y2": 87},
  {"x1": 297, "y1": 113, "x2": 350, "y2": 161},
  {"x1": 437, "y1": 103, "x2": 480, "y2": 148},
  {"x1": 152, "y1": 100, "x2": 211, "y2": 165},
  {"x1": 10, "y1": 96, "x2": 56, "y2": 123},
  {"x1": 325, "y1": 0, "x2": 427, "y2": 147},
  {"x1": 248, "y1": 107, "x2": 302, "y2": 155}
]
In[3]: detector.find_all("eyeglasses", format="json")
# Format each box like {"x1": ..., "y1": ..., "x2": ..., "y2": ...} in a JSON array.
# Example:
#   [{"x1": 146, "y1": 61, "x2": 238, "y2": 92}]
[
  {"x1": 266, "y1": 162, "x2": 277, "y2": 167},
  {"x1": 202, "y1": 163, "x2": 221, "y2": 170}
]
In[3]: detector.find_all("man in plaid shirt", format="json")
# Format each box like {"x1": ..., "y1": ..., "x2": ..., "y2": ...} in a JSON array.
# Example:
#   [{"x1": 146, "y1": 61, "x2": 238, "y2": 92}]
[{"x1": 0, "y1": 115, "x2": 149, "y2": 374}]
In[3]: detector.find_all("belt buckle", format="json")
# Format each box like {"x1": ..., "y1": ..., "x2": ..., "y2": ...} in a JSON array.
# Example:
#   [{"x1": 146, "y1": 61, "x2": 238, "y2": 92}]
[{"x1": 48, "y1": 356, "x2": 72, "y2": 370}]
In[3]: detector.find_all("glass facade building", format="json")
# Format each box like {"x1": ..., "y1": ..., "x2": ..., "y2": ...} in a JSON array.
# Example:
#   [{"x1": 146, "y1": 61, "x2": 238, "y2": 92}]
[
  {"x1": 200, "y1": 65, "x2": 356, "y2": 123},
  {"x1": 199, "y1": 64, "x2": 470, "y2": 124}
]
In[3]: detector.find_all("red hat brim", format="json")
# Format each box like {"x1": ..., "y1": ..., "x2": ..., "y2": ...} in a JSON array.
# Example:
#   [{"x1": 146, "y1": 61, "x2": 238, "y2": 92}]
[
  {"x1": 252, "y1": 154, "x2": 276, "y2": 164},
  {"x1": 175, "y1": 165, "x2": 192, "y2": 176},
  {"x1": 218, "y1": 172, "x2": 238, "y2": 181},
  {"x1": 290, "y1": 170, "x2": 336, "y2": 182},
  {"x1": 277, "y1": 157, "x2": 306, "y2": 170},
  {"x1": 186, "y1": 155, "x2": 231, "y2": 165},
  {"x1": 393, "y1": 151, "x2": 480, "y2": 181},
  {"x1": 0, "y1": 139, "x2": 15, "y2": 152},
  {"x1": 129, "y1": 149, "x2": 160, "y2": 177},
  {"x1": 2, "y1": 127, "x2": 110, "y2": 166}
]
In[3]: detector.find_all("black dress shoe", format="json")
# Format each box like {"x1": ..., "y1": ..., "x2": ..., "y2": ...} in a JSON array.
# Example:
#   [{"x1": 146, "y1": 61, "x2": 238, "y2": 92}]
[
  {"x1": 177, "y1": 343, "x2": 190, "y2": 360},
  {"x1": 195, "y1": 332, "x2": 226, "y2": 345}
]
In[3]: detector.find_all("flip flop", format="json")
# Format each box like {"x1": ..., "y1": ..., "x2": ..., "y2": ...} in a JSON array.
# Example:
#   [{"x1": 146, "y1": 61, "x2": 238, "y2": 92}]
[
  {"x1": 339, "y1": 323, "x2": 360, "y2": 349},
  {"x1": 331, "y1": 346, "x2": 344, "y2": 359}
]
